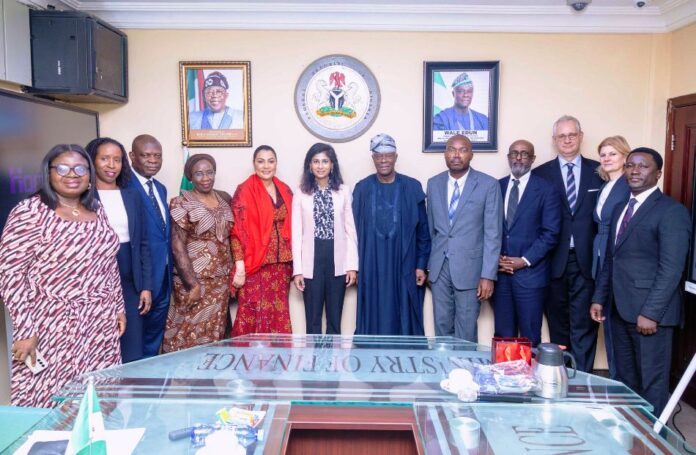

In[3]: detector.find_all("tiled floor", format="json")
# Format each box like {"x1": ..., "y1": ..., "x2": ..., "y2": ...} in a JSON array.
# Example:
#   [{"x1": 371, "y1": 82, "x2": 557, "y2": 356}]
[{"x1": 668, "y1": 401, "x2": 696, "y2": 451}]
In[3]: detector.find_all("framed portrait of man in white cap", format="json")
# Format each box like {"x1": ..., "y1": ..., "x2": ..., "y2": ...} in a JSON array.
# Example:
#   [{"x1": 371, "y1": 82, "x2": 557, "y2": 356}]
[
  {"x1": 423, "y1": 61, "x2": 499, "y2": 153},
  {"x1": 179, "y1": 61, "x2": 252, "y2": 147}
]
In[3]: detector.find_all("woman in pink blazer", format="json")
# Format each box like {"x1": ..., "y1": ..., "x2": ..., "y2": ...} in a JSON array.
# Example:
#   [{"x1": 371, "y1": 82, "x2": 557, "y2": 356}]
[{"x1": 292, "y1": 143, "x2": 358, "y2": 334}]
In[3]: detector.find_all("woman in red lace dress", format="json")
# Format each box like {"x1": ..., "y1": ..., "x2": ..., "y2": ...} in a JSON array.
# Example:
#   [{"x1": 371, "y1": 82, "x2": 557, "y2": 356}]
[{"x1": 230, "y1": 145, "x2": 293, "y2": 335}]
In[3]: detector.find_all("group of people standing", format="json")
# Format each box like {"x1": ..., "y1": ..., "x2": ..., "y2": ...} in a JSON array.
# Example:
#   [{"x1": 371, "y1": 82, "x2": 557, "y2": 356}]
[{"x1": 0, "y1": 114, "x2": 690, "y2": 415}]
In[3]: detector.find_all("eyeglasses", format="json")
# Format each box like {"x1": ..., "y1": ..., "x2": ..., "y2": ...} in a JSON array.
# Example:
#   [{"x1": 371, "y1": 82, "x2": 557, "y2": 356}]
[
  {"x1": 372, "y1": 153, "x2": 396, "y2": 162},
  {"x1": 50, "y1": 164, "x2": 89, "y2": 177},
  {"x1": 508, "y1": 151, "x2": 533, "y2": 159},
  {"x1": 205, "y1": 89, "x2": 227, "y2": 98},
  {"x1": 192, "y1": 170, "x2": 216, "y2": 178},
  {"x1": 554, "y1": 133, "x2": 580, "y2": 142}
]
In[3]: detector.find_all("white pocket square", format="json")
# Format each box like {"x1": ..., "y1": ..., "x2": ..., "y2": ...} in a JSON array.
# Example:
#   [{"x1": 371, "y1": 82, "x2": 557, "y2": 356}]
[{"x1": 588, "y1": 188, "x2": 600, "y2": 192}]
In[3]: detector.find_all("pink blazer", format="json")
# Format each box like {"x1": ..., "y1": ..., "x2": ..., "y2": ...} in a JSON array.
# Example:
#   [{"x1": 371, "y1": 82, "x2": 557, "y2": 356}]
[{"x1": 292, "y1": 184, "x2": 359, "y2": 279}]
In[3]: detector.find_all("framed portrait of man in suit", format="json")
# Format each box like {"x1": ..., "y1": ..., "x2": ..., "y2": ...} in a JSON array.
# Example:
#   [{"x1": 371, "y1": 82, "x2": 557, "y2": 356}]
[
  {"x1": 179, "y1": 61, "x2": 252, "y2": 147},
  {"x1": 423, "y1": 61, "x2": 499, "y2": 153}
]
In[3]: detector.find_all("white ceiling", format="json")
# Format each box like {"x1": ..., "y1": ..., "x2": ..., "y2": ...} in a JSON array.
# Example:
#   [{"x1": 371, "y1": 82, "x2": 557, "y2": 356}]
[{"x1": 25, "y1": 0, "x2": 696, "y2": 33}]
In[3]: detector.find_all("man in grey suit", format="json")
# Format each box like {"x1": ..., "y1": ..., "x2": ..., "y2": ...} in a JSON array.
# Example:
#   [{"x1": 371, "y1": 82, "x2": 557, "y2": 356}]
[
  {"x1": 591, "y1": 148, "x2": 690, "y2": 415},
  {"x1": 427, "y1": 134, "x2": 503, "y2": 341}
]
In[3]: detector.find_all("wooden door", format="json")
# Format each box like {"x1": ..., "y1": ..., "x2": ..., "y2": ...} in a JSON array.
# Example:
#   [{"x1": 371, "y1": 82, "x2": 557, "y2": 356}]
[{"x1": 664, "y1": 93, "x2": 696, "y2": 406}]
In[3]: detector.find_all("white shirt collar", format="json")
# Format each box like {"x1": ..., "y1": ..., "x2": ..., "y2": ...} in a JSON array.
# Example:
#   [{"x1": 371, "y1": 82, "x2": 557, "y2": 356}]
[
  {"x1": 509, "y1": 171, "x2": 531, "y2": 185},
  {"x1": 630, "y1": 185, "x2": 659, "y2": 205},
  {"x1": 557, "y1": 154, "x2": 582, "y2": 167}
]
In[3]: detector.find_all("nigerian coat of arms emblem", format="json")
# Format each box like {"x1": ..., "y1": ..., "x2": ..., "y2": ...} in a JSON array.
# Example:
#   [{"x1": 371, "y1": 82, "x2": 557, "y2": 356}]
[{"x1": 295, "y1": 55, "x2": 381, "y2": 142}]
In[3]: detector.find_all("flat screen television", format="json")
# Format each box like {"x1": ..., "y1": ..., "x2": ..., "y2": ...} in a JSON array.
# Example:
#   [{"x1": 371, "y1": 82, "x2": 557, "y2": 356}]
[{"x1": 0, "y1": 89, "x2": 99, "y2": 233}]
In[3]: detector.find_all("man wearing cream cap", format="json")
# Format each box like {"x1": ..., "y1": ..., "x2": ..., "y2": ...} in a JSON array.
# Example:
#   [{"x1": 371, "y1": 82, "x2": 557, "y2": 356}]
[
  {"x1": 433, "y1": 72, "x2": 489, "y2": 132},
  {"x1": 352, "y1": 133, "x2": 431, "y2": 336}
]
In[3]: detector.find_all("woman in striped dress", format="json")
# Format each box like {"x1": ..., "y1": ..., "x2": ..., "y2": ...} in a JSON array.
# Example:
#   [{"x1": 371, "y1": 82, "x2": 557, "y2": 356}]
[{"x1": 0, "y1": 144, "x2": 125, "y2": 407}]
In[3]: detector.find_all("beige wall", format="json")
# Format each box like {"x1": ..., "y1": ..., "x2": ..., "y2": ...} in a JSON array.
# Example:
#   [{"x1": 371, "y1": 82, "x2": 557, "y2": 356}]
[
  {"x1": 86, "y1": 29, "x2": 678, "y2": 365},
  {"x1": 670, "y1": 22, "x2": 696, "y2": 98}
]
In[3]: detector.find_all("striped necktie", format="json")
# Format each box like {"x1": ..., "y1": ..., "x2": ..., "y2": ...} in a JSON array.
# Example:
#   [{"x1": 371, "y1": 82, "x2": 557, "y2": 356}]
[
  {"x1": 565, "y1": 163, "x2": 577, "y2": 213},
  {"x1": 448, "y1": 181, "x2": 460, "y2": 225},
  {"x1": 146, "y1": 180, "x2": 166, "y2": 232},
  {"x1": 616, "y1": 198, "x2": 638, "y2": 244}
]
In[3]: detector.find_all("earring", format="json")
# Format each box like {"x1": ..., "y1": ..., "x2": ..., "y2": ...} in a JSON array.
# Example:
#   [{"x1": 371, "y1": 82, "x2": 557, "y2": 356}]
[{"x1": 88, "y1": 183, "x2": 92, "y2": 189}]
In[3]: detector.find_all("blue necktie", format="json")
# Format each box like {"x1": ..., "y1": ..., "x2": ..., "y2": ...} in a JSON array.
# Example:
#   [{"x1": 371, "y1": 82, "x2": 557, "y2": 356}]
[
  {"x1": 448, "y1": 181, "x2": 460, "y2": 225},
  {"x1": 146, "y1": 180, "x2": 166, "y2": 232},
  {"x1": 565, "y1": 163, "x2": 577, "y2": 213}
]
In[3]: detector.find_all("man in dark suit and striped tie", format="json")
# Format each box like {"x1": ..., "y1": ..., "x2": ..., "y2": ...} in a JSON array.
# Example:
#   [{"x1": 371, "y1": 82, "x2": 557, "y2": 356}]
[
  {"x1": 128, "y1": 134, "x2": 172, "y2": 357},
  {"x1": 532, "y1": 116, "x2": 603, "y2": 372},
  {"x1": 591, "y1": 148, "x2": 690, "y2": 414}
]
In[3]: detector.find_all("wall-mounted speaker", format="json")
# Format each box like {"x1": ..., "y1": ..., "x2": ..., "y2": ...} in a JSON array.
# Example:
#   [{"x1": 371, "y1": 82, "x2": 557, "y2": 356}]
[{"x1": 28, "y1": 10, "x2": 128, "y2": 104}]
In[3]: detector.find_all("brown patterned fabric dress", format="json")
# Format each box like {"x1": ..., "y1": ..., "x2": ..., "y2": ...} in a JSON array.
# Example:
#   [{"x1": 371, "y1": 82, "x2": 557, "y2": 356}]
[
  {"x1": 0, "y1": 196, "x2": 124, "y2": 407},
  {"x1": 162, "y1": 190, "x2": 233, "y2": 352}
]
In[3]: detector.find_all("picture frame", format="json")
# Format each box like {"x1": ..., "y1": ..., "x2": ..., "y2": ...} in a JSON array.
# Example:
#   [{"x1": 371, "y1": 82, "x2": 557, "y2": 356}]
[
  {"x1": 179, "y1": 61, "x2": 252, "y2": 147},
  {"x1": 423, "y1": 61, "x2": 500, "y2": 153}
]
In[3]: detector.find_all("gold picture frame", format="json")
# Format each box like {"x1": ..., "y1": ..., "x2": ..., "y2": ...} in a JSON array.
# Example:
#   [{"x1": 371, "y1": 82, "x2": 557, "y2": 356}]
[{"x1": 179, "y1": 61, "x2": 251, "y2": 147}]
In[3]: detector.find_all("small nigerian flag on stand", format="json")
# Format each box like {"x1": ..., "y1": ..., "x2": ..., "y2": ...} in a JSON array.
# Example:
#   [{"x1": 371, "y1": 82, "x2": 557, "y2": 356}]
[
  {"x1": 180, "y1": 146, "x2": 194, "y2": 194},
  {"x1": 66, "y1": 377, "x2": 107, "y2": 455}
]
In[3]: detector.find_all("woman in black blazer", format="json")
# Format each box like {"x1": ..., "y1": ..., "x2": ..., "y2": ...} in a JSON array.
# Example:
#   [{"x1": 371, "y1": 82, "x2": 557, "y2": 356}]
[
  {"x1": 87, "y1": 138, "x2": 152, "y2": 362},
  {"x1": 593, "y1": 135, "x2": 631, "y2": 379}
]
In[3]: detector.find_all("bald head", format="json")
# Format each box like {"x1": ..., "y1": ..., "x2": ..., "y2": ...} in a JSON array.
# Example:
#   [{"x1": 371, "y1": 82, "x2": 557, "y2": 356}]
[
  {"x1": 446, "y1": 134, "x2": 472, "y2": 150},
  {"x1": 130, "y1": 134, "x2": 163, "y2": 178},
  {"x1": 507, "y1": 139, "x2": 535, "y2": 178}
]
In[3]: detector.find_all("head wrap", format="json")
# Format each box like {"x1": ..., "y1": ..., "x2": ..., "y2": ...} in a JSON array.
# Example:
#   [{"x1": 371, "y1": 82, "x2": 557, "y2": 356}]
[
  {"x1": 204, "y1": 71, "x2": 229, "y2": 91},
  {"x1": 370, "y1": 133, "x2": 397, "y2": 154},
  {"x1": 184, "y1": 153, "x2": 216, "y2": 180},
  {"x1": 452, "y1": 72, "x2": 473, "y2": 89}
]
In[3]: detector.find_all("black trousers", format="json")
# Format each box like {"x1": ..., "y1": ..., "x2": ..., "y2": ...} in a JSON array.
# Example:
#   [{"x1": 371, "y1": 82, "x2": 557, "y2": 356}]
[
  {"x1": 117, "y1": 242, "x2": 145, "y2": 363},
  {"x1": 612, "y1": 315, "x2": 673, "y2": 416},
  {"x1": 304, "y1": 239, "x2": 346, "y2": 334},
  {"x1": 546, "y1": 249, "x2": 598, "y2": 372}
]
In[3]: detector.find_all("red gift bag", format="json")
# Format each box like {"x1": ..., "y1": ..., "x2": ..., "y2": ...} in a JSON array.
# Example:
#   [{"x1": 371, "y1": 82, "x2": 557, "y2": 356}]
[{"x1": 491, "y1": 337, "x2": 532, "y2": 365}]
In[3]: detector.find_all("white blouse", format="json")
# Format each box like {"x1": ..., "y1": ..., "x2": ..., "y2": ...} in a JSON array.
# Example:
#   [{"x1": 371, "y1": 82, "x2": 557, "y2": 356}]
[
  {"x1": 98, "y1": 190, "x2": 130, "y2": 243},
  {"x1": 595, "y1": 178, "x2": 619, "y2": 221}
]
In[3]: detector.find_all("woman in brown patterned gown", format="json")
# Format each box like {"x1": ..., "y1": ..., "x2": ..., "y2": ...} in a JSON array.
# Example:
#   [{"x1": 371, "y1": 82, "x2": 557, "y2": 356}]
[
  {"x1": 0, "y1": 145, "x2": 125, "y2": 407},
  {"x1": 162, "y1": 154, "x2": 233, "y2": 352}
]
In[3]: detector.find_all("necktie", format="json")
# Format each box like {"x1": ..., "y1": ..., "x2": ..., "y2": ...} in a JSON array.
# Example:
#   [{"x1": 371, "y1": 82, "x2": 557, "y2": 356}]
[
  {"x1": 616, "y1": 198, "x2": 638, "y2": 244},
  {"x1": 448, "y1": 181, "x2": 461, "y2": 225},
  {"x1": 146, "y1": 180, "x2": 166, "y2": 232},
  {"x1": 507, "y1": 179, "x2": 520, "y2": 226},
  {"x1": 565, "y1": 163, "x2": 577, "y2": 213}
]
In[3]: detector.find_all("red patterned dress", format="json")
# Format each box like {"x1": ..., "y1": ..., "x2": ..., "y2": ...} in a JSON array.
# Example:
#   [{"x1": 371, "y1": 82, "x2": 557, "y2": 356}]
[
  {"x1": 231, "y1": 185, "x2": 293, "y2": 336},
  {"x1": 0, "y1": 196, "x2": 124, "y2": 407}
]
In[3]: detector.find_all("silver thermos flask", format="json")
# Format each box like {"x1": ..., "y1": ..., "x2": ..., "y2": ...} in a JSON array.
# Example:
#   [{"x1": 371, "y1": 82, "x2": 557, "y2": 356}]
[{"x1": 533, "y1": 343, "x2": 577, "y2": 399}]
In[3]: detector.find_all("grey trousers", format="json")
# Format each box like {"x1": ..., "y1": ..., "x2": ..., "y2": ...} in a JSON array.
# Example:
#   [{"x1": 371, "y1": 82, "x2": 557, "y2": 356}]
[{"x1": 432, "y1": 258, "x2": 480, "y2": 342}]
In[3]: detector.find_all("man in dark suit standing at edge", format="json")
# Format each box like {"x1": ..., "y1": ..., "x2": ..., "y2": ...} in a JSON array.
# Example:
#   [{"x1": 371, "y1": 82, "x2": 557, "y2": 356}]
[
  {"x1": 532, "y1": 116, "x2": 603, "y2": 372},
  {"x1": 494, "y1": 140, "x2": 561, "y2": 346},
  {"x1": 129, "y1": 134, "x2": 171, "y2": 357},
  {"x1": 591, "y1": 148, "x2": 690, "y2": 415}
]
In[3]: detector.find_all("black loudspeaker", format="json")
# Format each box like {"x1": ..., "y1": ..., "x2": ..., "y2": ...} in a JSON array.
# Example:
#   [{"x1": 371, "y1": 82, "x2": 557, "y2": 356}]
[{"x1": 28, "y1": 10, "x2": 128, "y2": 103}]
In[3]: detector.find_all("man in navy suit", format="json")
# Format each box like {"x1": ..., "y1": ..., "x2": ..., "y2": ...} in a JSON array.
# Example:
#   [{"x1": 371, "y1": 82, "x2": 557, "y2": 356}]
[
  {"x1": 532, "y1": 115, "x2": 603, "y2": 372},
  {"x1": 494, "y1": 140, "x2": 561, "y2": 346},
  {"x1": 128, "y1": 134, "x2": 171, "y2": 357},
  {"x1": 591, "y1": 148, "x2": 690, "y2": 415}
]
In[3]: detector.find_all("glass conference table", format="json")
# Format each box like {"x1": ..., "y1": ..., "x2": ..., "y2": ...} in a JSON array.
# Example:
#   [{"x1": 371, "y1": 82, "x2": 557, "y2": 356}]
[{"x1": 3, "y1": 335, "x2": 692, "y2": 454}]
